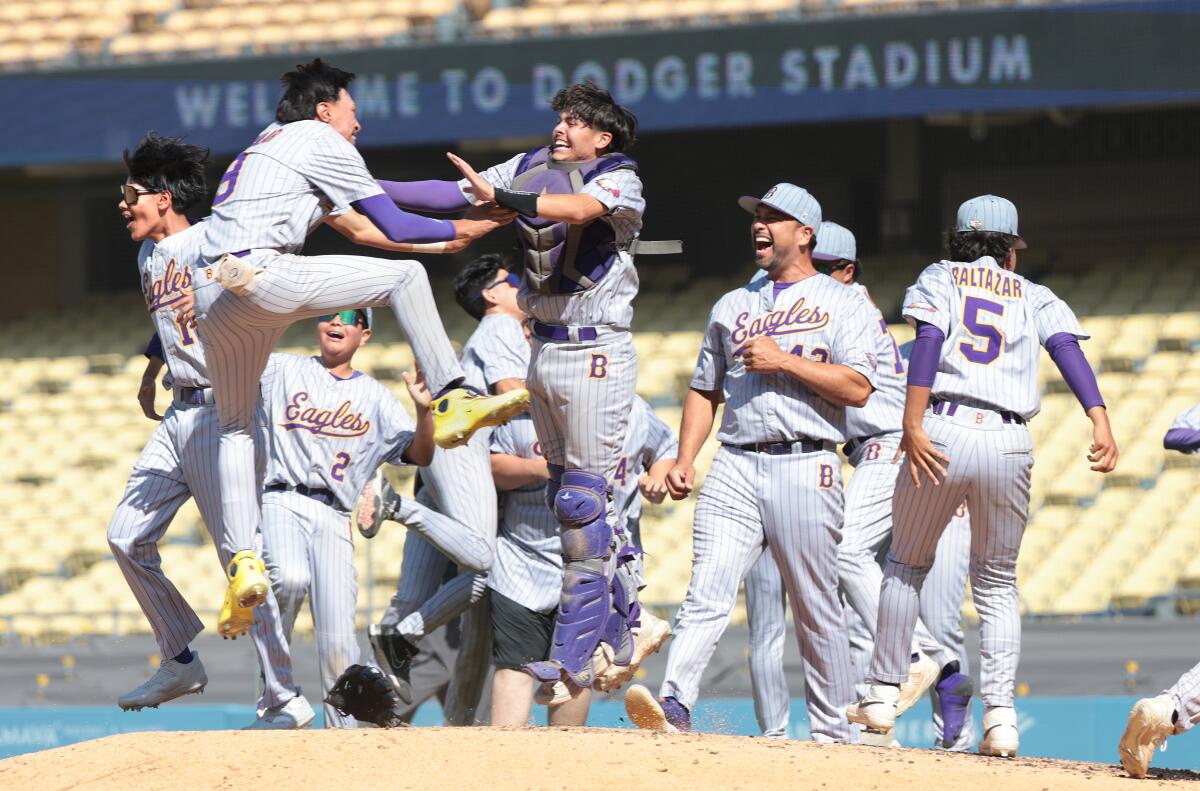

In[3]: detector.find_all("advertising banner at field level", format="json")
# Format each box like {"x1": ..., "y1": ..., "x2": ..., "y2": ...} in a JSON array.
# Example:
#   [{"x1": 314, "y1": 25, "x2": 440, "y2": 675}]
[{"x1": 1, "y1": 0, "x2": 1199, "y2": 166}]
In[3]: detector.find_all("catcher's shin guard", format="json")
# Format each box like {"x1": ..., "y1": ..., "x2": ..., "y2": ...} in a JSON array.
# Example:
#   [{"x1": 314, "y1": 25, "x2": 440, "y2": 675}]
[
  {"x1": 526, "y1": 469, "x2": 614, "y2": 687},
  {"x1": 601, "y1": 549, "x2": 641, "y2": 667}
]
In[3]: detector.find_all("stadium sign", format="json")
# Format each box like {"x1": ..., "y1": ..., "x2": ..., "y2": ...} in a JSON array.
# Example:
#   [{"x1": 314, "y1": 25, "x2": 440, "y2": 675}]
[{"x1": 2, "y1": 0, "x2": 1199, "y2": 166}]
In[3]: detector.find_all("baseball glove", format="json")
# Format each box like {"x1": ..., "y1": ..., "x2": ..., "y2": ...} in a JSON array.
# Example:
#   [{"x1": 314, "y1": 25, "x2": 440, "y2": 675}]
[{"x1": 324, "y1": 664, "x2": 404, "y2": 728}]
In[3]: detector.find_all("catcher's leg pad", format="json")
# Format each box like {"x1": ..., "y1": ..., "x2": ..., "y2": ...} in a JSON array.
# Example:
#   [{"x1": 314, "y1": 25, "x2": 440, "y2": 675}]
[
  {"x1": 544, "y1": 463, "x2": 564, "y2": 512},
  {"x1": 602, "y1": 559, "x2": 640, "y2": 667}
]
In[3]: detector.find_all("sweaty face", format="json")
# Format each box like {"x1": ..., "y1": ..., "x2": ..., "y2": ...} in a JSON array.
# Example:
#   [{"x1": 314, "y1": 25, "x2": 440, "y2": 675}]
[
  {"x1": 751, "y1": 206, "x2": 808, "y2": 271},
  {"x1": 550, "y1": 111, "x2": 611, "y2": 162},
  {"x1": 322, "y1": 88, "x2": 362, "y2": 145},
  {"x1": 119, "y1": 181, "x2": 167, "y2": 242},
  {"x1": 317, "y1": 312, "x2": 369, "y2": 360}
]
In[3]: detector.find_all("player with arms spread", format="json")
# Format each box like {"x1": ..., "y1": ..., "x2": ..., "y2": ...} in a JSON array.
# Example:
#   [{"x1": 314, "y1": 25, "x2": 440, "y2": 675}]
[
  {"x1": 194, "y1": 59, "x2": 525, "y2": 632},
  {"x1": 382, "y1": 82, "x2": 651, "y2": 690},
  {"x1": 851, "y1": 195, "x2": 1118, "y2": 757}
]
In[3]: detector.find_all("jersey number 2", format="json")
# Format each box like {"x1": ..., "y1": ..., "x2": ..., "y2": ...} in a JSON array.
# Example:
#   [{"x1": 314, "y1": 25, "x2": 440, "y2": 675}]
[
  {"x1": 959, "y1": 296, "x2": 1004, "y2": 365},
  {"x1": 331, "y1": 452, "x2": 351, "y2": 482}
]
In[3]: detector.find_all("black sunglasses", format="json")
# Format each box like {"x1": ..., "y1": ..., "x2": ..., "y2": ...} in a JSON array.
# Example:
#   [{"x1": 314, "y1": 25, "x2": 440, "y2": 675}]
[{"x1": 122, "y1": 184, "x2": 156, "y2": 205}]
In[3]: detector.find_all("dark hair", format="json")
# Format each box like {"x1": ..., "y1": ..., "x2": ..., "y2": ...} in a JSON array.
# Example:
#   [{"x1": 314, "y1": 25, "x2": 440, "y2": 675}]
[
  {"x1": 944, "y1": 229, "x2": 1015, "y2": 264},
  {"x1": 454, "y1": 253, "x2": 508, "y2": 320},
  {"x1": 123, "y1": 132, "x2": 210, "y2": 213},
  {"x1": 276, "y1": 58, "x2": 356, "y2": 124},
  {"x1": 551, "y1": 82, "x2": 638, "y2": 153}
]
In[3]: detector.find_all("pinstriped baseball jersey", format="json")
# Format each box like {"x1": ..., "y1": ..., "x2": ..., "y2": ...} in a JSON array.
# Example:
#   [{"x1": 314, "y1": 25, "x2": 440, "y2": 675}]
[
  {"x1": 613, "y1": 397, "x2": 678, "y2": 533},
  {"x1": 139, "y1": 222, "x2": 209, "y2": 388},
  {"x1": 462, "y1": 154, "x2": 644, "y2": 328},
  {"x1": 460, "y1": 313, "x2": 530, "y2": 394},
  {"x1": 695, "y1": 274, "x2": 879, "y2": 445},
  {"x1": 844, "y1": 282, "x2": 904, "y2": 440},
  {"x1": 1170, "y1": 405, "x2": 1200, "y2": 433},
  {"x1": 259, "y1": 354, "x2": 414, "y2": 512},
  {"x1": 200, "y1": 121, "x2": 382, "y2": 260},
  {"x1": 903, "y1": 256, "x2": 1086, "y2": 419},
  {"x1": 489, "y1": 414, "x2": 562, "y2": 613}
]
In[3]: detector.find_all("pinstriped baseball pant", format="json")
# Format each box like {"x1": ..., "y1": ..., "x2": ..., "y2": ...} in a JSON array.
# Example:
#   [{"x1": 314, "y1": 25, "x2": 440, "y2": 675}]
[
  {"x1": 922, "y1": 509, "x2": 977, "y2": 750},
  {"x1": 1168, "y1": 662, "x2": 1200, "y2": 734},
  {"x1": 106, "y1": 402, "x2": 297, "y2": 709},
  {"x1": 661, "y1": 446, "x2": 858, "y2": 743},
  {"x1": 745, "y1": 552, "x2": 789, "y2": 739},
  {"x1": 870, "y1": 410, "x2": 1033, "y2": 708},
  {"x1": 193, "y1": 253, "x2": 464, "y2": 561},
  {"x1": 259, "y1": 490, "x2": 360, "y2": 728}
]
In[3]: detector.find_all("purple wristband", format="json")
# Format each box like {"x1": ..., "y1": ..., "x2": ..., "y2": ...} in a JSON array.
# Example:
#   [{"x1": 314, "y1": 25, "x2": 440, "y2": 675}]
[
  {"x1": 352, "y1": 193, "x2": 455, "y2": 244},
  {"x1": 1163, "y1": 427, "x2": 1200, "y2": 453},
  {"x1": 377, "y1": 179, "x2": 470, "y2": 213},
  {"x1": 907, "y1": 322, "x2": 944, "y2": 388},
  {"x1": 1045, "y1": 332, "x2": 1105, "y2": 411}
]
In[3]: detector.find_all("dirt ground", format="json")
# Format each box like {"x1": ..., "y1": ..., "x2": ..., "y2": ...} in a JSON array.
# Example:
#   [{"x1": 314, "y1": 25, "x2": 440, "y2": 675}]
[{"x1": 2, "y1": 727, "x2": 1197, "y2": 790}]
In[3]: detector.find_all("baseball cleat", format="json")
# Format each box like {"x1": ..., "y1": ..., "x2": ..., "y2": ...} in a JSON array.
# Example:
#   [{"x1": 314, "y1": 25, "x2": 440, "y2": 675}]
[
  {"x1": 625, "y1": 685, "x2": 690, "y2": 733},
  {"x1": 1119, "y1": 694, "x2": 1176, "y2": 778},
  {"x1": 896, "y1": 652, "x2": 940, "y2": 717},
  {"x1": 858, "y1": 726, "x2": 902, "y2": 748},
  {"x1": 431, "y1": 387, "x2": 529, "y2": 449},
  {"x1": 243, "y1": 694, "x2": 316, "y2": 730},
  {"x1": 226, "y1": 549, "x2": 268, "y2": 608},
  {"x1": 369, "y1": 623, "x2": 418, "y2": 705},
  {"x1": 353, "y1": 466, "x2": 399, "y2": 539},
  {"x1": 118, "y1": 653, "x2": 207, "y2": 711},
  {"x1": 217, "y1": 586, "x2": 255, "y2": 639},
  {"x1": 593, "y1": 609, "x2": 673, "y2": 692},
  {"x1": 934, "y1": 669, "x2": 974, "y2": 748},
  {"x1": 848, "y1": 683, "x2": 900, "y2": 733},
  {"x1": 534, "y1": 680, "x2": 573, "y2": 708},
  {"x1": 979, "y1": 706, "x2": 1020, "y2": 757}
]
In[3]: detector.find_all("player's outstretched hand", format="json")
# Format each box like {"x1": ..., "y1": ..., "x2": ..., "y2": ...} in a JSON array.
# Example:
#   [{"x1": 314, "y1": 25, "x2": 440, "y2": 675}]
[
  {"x1": 895, "y1": 427, "x2": 948, "y2": 488},
  {"x1": 665, "y1": 462, "x2": 695, "y2": 500},
  {"x1": 137, "y1": 378, "x2": 162, "y2": 421},
  {"x1": 1086, "y1": 406, "x2": 1119, "y2": 473},
  {"x1": 639, "y1": 473, "x2": 669, "y2": 504},
  {"x1": 741, "y1": 336, "x2": 789, "y2": 374},
  {"x1": 174, "y1": 287, "x2": 196, "y2": 328},
  {"x1": 403, "y1": 368, "x2": 432, "y2": 411},
  {"x1": 446, "y1": 152, "x2": 496, "y2": 204}
]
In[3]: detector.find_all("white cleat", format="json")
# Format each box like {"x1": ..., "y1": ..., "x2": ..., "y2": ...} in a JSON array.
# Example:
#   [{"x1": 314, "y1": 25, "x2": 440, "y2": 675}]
[
  {"x1": 847, "y1": 684, "x2": 899, "y2": 733},
  {"x1": 117, "y1": 654, "x2": 207, "y2": 711},
  {"x1": 1119, "y1": 694, "x2": 1176, "y2": 778},
  {"x1": 896, "y1": 652, "x2": 940, "y2": 717},
  {"x1": 979, "y1": 706, "x2": 1020, "y2": 757},
  {"x1": 858, "y1": 725, "x2": 902, "y2": 747},
  {"x1": 625, "y1": 684, "x2": 678, "y2": 733},
  {"x1": 243, "y1": 694, "x2": 316, "y2": 730}
]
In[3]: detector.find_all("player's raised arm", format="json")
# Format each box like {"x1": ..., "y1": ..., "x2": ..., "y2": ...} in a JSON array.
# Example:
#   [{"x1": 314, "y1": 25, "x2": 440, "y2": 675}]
[
  {"x1": 398, "y1": 369, "x2": 434, "y2": 467},
  {"x1": 323, "y1": 209, "x2": 470, "y2": 254}
]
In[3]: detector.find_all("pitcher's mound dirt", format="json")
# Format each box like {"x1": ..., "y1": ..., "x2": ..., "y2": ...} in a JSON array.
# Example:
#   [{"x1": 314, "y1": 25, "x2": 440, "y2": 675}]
[{"x1": 1, "y1": 727, "x2": 1196, "y2": 790}]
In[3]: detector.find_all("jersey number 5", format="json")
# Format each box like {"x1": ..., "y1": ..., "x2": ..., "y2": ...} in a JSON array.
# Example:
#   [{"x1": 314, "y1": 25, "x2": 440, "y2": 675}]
[{"x1": 959, "y1": 296, "x2": 1004, "y2": 365}]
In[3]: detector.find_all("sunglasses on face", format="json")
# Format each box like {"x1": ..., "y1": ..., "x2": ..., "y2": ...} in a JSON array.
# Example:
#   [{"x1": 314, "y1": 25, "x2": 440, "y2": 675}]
[
  {"x1": 317, "y1": 309, "x2": 367, "y2": 328},
  {"x1": 483, "y1": 273, "x2": 521, "y2": 291},
  {"x1": 122, "y1": 184, "x2": 156, "y2": 205}
]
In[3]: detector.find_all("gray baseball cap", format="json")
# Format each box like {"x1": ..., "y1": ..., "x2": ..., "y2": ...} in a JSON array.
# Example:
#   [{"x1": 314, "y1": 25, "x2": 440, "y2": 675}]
[
  {"x1": 812, "y1": 220, "x2": 857, "y2": 263},
  {"x1": 739, "y1": 183, "x2": 822, "y2": 232},
  {"x1": 955, "y1": 194, "x2": 1027, "y2": 249}
]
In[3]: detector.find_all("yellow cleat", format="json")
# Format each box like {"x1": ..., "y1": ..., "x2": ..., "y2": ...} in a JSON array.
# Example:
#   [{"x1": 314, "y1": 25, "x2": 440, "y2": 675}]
[
  {"x1": 218, "y1": 586, "x2": 255, "y2": 639},
  {"x1": 226, "y1": 550, "x2": 268, "y2": 608},
  {"x1": 432, "y1": 387, "x2": 530, "y2": 449}
]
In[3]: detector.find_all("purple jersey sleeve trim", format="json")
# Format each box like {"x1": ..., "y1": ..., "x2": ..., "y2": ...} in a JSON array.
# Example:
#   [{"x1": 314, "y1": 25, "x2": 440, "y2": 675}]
[
  {"x1": 907, "y1": 321, "x2": 944, "y2": 388},
  {"x1": 377, "y1": 179, "x2": 470, "y2": 213},
  {"x1": 1164, "y1": 427, "x2": 1200, "y2": 453},
  {"x1": 352, "y1": 193, "x2": 455, "y2": 244},
  {"x1": 1045, "y1": 332, "x2": 1105, "y2": 411},
  {"x1": 145, "y1": 333, "x2": 164, "y2": 361}
]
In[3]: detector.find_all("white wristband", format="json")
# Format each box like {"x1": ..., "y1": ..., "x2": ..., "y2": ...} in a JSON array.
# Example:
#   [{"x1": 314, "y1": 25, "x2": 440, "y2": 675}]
[{"x1": 406, "y1": 242, "x2": 448, "y2": 254}]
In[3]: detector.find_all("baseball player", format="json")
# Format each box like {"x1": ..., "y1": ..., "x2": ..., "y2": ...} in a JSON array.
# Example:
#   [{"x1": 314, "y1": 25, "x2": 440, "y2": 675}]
[
  {"x1": 359, "y1": 254, "x2": 530, "y2": 722},
  {"x1": 850, "y1": 195, "x2": 1118, "y2": 757},
  {"x1": 254, "y1": 309, "x2": 492, "y2": 728},
  {"x1": 193, "y1": 58, "x2": 525, "y2": 630},
  {"x1": 1117, "y1": 404, "x2": 1200, "y2": 777},
  {"x1": 379, "y1": 82, "x2": 655, "y2": 690},
  {"x1": 108, "y1": 133, "x2": 308, "y2": 721},
  {"x1": 625, "y1": 184, "x2": 877, "y2": 744}
]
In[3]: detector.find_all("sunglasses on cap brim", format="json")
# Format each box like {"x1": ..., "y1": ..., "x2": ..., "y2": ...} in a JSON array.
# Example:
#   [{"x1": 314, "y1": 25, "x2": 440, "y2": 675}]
[{"x1": 317, "y1": 309, "x2": 368, "y2": 327}]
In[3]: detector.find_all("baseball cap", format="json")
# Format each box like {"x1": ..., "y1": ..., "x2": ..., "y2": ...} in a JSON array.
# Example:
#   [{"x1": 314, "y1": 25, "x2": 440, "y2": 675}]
[
  {"x1": 955, "y1": 194, "x2": 1027, "y2": 249},
  {"x1": 738, "y1": 183, "x2": 822, "y2": 232},
  {"x1": 812, "y1": 221, "x2": 857, "y2": 263}
]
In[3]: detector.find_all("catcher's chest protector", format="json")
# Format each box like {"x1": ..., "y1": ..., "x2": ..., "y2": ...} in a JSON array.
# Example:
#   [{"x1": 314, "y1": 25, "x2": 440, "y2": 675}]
[{"x1": 510, "y1": 147, "x2": 637, "y2": 296}]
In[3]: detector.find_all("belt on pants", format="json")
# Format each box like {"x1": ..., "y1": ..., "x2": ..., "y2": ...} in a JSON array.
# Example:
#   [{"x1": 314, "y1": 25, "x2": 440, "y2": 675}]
[
  {"x1": 842, "y1": 435, "x2": 873, "y2": 457},
  {"x1": 265, "y1": 482, "x2": 342, "y2": 510},
  {"x1": 531, "y1": 321, "x2": 598, "y2": 343},
  {"x1": 175, "y1": 386, "x2": 214, "y2": 406},
  {"x1": 725, "y1": 438, "x2": 833, "y2": 455},
  {"x1": 930, "y1": 398, "x2": 1025, "y2": 425}
]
